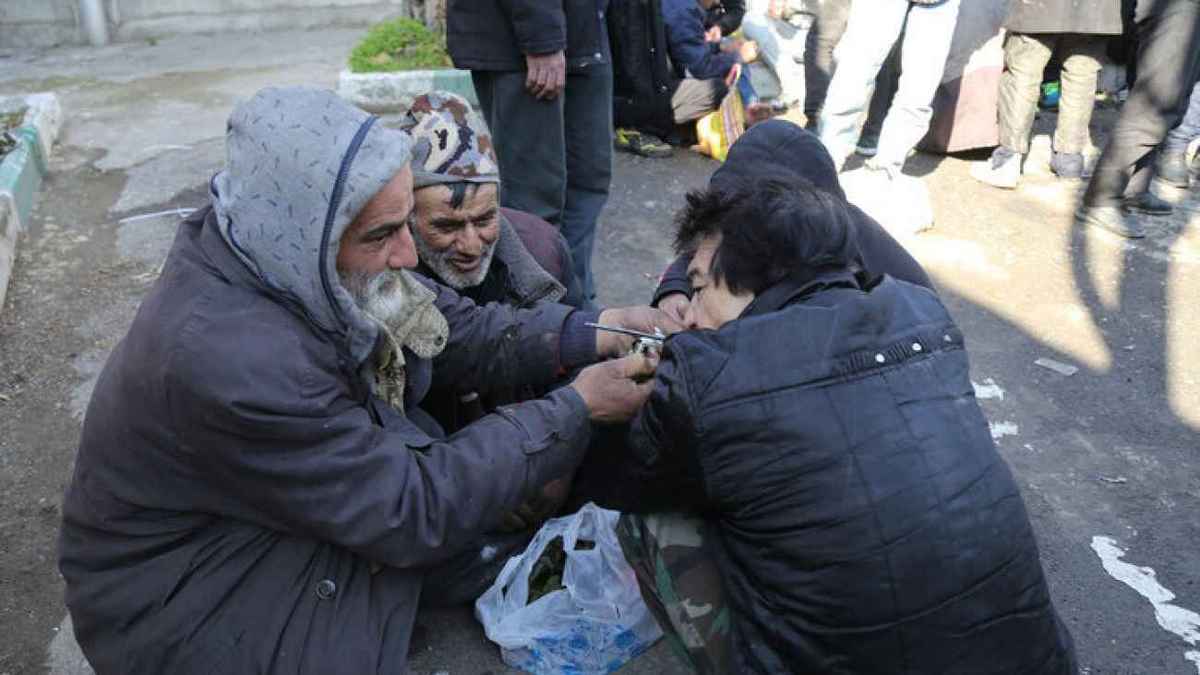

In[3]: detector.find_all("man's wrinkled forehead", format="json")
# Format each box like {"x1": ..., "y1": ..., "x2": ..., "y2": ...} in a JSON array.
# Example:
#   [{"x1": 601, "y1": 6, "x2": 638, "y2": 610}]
[{"x1": 347, "y1": 167, "x2": 415, "y2": 235}]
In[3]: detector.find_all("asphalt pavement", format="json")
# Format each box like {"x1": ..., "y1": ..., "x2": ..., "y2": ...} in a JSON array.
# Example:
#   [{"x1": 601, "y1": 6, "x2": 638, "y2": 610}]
[{"x1": 0, "y1": 29, "x2": 1198, "y2": 675}]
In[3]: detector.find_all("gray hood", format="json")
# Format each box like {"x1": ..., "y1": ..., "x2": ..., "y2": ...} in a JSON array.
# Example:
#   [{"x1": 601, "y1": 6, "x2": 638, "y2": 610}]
[{"x1": 210, "y1": 86, "x2": 413, "y2": 367}]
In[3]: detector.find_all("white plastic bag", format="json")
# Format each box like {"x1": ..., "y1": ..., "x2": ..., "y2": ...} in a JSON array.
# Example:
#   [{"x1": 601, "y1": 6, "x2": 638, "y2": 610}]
[{"x1": 475, "y1": 503, "x2": 662, "y2": 674}]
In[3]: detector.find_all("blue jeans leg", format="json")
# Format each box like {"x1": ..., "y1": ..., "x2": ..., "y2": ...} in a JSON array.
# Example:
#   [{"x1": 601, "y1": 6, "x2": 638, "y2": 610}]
[{"x1": 562, "y1": 64, "x2": 613, "y2": 301}]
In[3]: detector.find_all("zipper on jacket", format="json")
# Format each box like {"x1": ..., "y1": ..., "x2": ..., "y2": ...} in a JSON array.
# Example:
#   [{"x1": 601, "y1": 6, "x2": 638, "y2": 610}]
[{"x1": 319, "y1": 115, "x2": 379, "y2": 330}]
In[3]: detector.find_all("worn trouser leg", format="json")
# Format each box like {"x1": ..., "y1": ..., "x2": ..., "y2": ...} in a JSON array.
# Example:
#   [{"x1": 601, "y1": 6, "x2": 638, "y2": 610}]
[
  {"x1": 1083, "y1": 0, "x2": 1200, "y2": 207},
  {"x1": 1054, "y1": 34, "x2": 1107, "y2": 155},
  {"x1": 998, "y1": 33, "x2": 1055, "y2": 155},
  {"x1": 741, "y1": 14, "x2": 806, "y2": 105},
  {"x1": 616, "y1": 512, "x2": 730, "y2": 675},
  {"x1": 471, "y1": 70, "x2": 566, "y2": 227},
  {"x1": 671, "y1": 78, "x2": 728, "y2": 124},
  {"x1": 872, "y1": 0, "x2": 962, "y2": 169},
  {"x1": 804, "y1": 0, "x2": 853, "y2": 121},
  {"x1": 862, "y1": 38, "x2": 902, "y2": 142},
  {"x1": 817, "y1": 0, "x2": 910, "y2": 166},
  {"x1": 1163, "y1": 78, "x2": 1200, "y2": 155},
  {"x1": 561, "y1": 65, "x2": 613, "y2": 300}
]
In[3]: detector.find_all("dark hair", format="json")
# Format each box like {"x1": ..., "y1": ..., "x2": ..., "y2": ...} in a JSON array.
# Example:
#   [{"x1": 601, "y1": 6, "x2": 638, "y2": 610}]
[
  {"x1": 673, "y1": 174, "x2": 860, "y2": 295},
  {"x1": 447, "y1": 181, "x2": 483, "y2": 209}
]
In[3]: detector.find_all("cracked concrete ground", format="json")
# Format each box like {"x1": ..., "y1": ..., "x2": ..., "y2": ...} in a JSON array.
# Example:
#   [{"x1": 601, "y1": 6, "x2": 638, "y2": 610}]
[{"x1": 1, "y1": 29, "x2": 1199, "y2": 675}]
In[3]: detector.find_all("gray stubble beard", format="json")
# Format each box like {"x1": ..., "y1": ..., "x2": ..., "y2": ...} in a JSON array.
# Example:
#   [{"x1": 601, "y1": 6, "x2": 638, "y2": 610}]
[{"x1": 412, "y1": 228, "x2": 496, "y2": 291}]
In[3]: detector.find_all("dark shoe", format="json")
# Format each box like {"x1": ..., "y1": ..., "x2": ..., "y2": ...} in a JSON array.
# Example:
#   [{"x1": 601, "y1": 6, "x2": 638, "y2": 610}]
[
  {"x1": 855, "y1": 132, "x2": 880, "y2": 157},
  {"x1": 1156, "y1": 152, "x2": 1191, "y2": 188},
  {"x1": 1123, "y1": 192, "x2": 1173, "y2": 216},
  {"x1": 1050, "y1": 151, "x2": 1085, "y2": 179},
  {"x1": 1077, "y1": 204, "x2": 1146, "y2": 239},
  {"x1": 614, "y1": 128, "x2": 673, "y2": 158}
]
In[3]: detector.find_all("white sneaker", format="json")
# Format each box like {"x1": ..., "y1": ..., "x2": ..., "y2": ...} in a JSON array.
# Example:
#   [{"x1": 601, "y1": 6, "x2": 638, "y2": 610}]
[
  {"x1": 842, "y1": 164, "x2": 934, "y2": 235},
  {"x1": 970, "y1": 148, "x2": 1021, "y2": 189}
]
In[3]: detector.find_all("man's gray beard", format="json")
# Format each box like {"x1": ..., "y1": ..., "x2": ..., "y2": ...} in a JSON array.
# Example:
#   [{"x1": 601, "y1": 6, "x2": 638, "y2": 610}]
[
  {"x1": 340, "y1": 269, "x2": 408, "y2": 326},
  {"x1": 413, "y1": 230, "x2": 496, "y2": 290}
]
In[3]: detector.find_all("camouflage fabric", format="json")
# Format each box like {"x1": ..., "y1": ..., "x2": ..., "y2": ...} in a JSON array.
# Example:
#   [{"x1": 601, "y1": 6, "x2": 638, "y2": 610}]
[
  {"x1": 401, "y1": 90, "x2": 500, "y2": 189},
  {"x1": 617, "y1": 512, "x2": 731, "y2": 674}
]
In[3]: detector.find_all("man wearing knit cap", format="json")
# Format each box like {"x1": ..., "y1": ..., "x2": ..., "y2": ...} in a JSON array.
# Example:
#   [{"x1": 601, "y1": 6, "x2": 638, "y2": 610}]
[
  {"x1": 403, "y1": 91, "x2": 587, "y2": 313},
  {"x1": 57, "y1": 86, "x2": 676, "y2": 674},
  {"x1": 403, "y1": 91, "x2": 590, "y2": 526}
]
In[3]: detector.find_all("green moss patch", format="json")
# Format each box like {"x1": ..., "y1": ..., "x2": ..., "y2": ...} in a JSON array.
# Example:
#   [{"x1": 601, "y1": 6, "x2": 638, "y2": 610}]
[
  {"x1": 349, "y1": 18, "x2": 452, "y2": 73},
  {"x1": 1, "y1": 111, "x2": 22, "y2": 131}
]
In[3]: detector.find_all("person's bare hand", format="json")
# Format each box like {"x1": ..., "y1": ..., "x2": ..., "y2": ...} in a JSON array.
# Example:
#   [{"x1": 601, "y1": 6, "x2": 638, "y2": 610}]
[
  {"x1": 656, "y1": 293, "x2": 690, "y2": 325},
  {"x1": 739, "y1": 40, "x2": 760, "y2": 64},
  {"x1": 705, "y1": 25, "x2": 723, "y2": 43},
  {"x1": 725, "y1": 62, "x2": 743, "y2": 88},
  {"x1": 595, "y1": 306, "x2": 684, "y2": 357},
  {"x1": 570, "y1": 353, "x2": 659, "y2": 424},
  {"x1": 525, "y1": 51, "x2": 566, "y2": 100}
]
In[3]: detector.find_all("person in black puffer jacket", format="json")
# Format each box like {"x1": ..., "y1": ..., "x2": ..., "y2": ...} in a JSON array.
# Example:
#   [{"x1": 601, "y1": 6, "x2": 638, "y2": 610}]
[{"x1": 614, "y1": 174, "x2": 1077, "y2": 673}]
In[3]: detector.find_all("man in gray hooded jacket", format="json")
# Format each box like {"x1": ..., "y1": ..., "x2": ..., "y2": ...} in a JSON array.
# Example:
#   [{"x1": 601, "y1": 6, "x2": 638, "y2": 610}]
[{"x1": 57, "y1": 86, "x2": 668, "y2": 674}]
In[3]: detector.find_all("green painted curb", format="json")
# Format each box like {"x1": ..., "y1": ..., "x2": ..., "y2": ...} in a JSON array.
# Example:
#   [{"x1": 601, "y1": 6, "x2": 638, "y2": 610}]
[{"x1": 0, "y1": 124, "x2": 46, "y2": 231}]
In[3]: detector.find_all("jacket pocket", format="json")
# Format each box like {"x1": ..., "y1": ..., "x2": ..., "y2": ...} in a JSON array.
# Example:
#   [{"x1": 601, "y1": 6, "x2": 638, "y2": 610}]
[{"x1": 494, "y1": 404, "x2": 562, "y2": 455}]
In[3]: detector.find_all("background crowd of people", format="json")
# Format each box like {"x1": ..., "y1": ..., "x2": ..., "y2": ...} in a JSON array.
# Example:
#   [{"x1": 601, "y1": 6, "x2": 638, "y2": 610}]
[{"x1": 451, "y1": 0, "x2": 1200, "y2": 269}]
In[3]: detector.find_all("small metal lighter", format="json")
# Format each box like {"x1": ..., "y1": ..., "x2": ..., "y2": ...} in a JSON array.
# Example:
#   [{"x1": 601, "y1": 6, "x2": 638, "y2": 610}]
[{"x1": 585, "y1": 323, "x2": 666, "y2": 355}]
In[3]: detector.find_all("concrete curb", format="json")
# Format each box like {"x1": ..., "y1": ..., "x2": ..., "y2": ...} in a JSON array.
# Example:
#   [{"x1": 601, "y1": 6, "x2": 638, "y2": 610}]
[
  {"x1": 337, "y1": 69, "x2": 477, "y2": 113},
  {"x1": 0, "y1": 92, "x2": 62, "y2": 313},
  {"x1": 0, "y1": 196, "x2": 15, "y2": 313}
]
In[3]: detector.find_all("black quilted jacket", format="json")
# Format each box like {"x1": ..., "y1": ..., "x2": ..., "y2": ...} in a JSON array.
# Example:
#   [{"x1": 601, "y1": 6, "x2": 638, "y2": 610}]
[
  {"x1": 447, "y1": 0, "x2": 611, "y2": 72},
  {"x1": 608, "y1": 0, "x2": 680, "y2": 139},
  {"x1": 626, "y1": 272, "x2": 1078, "y2": 674}
]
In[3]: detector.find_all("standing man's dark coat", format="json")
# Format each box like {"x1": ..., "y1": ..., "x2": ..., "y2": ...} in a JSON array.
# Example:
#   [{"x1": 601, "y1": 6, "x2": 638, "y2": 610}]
[
  {"x1": 609, "y1": 0, "x2": 681, "y2": 140},
  {"x1": 58, "y1": 87, "x2": 601, "y2": 675},
  {"x1": 446, "y1": 0, "x2": 611, "y2": 72},
  {"x1": 1006, "y1": 0, "x2": 1124, "y2": 35}
]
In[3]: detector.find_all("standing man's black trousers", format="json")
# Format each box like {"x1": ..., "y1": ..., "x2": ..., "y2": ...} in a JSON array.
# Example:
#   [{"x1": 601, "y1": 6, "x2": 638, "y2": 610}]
[
  {"x1": 471, "y1": 65, "x2": 613, "y2": 302},
  {"x1": 1083, "y1": 0, "x2": 1200, "y2": 208}
]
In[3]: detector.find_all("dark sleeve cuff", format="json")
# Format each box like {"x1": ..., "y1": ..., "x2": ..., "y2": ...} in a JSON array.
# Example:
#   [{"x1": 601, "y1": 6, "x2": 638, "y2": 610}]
[
  {"x1": 560, "y1": 309, "x2": 601, "y2": 370},
  {"x1": 653, "y1": 279, "x2": 693, "y2": 307},
  {"x1": 652, "y1": 255, "x2": 693, "y2": 306}
]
